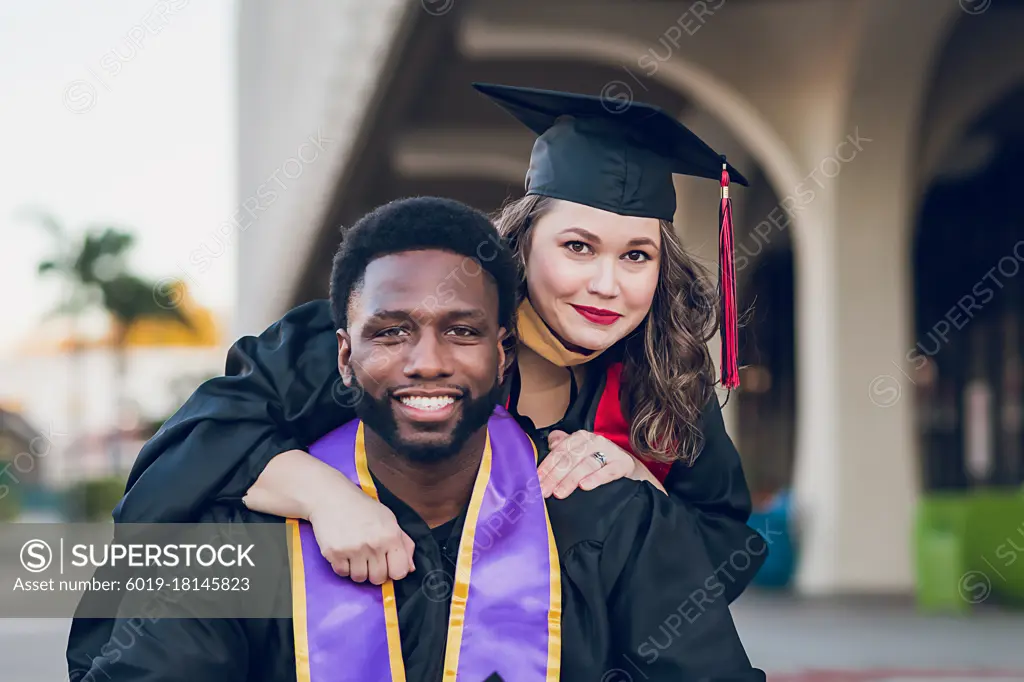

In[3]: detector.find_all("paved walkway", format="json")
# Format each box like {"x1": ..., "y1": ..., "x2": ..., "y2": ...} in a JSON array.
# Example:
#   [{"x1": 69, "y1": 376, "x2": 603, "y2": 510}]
[
  {"x1": 2, "y1": 593, "x2": 1022, "y2": 681},
  {"x1": 732, "y1": 592, "x2": 1024, "y2": 680}
]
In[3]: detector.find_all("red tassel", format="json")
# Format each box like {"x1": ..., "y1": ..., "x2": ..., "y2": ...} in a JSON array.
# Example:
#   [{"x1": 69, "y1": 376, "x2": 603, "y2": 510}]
[{"x1": 719, "y1": 159, "x2": 740, "y2": 389}]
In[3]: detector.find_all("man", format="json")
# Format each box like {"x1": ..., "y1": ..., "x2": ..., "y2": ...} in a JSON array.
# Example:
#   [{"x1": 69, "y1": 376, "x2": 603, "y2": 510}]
[{"x1": 78, "y1": 197, "x2": 764, "y2": 681}]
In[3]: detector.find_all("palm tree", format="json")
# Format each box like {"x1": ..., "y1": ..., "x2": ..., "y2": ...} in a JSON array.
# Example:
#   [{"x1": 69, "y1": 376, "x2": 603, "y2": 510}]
[
  {"x1": 24, "y1": 211, "x2": 190, "y2": 470},
  {"x1": 100, "y1": 272, "x2": 190, "y2": 466},
  {"x1": 24, "y1": 211, "x2": 102, "y2": 463}
]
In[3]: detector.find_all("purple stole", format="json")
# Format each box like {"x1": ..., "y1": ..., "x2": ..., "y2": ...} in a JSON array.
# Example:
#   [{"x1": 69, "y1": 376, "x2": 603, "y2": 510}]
[{"x1": 287, "y1": 407, "x2": 562, "y2": 681}]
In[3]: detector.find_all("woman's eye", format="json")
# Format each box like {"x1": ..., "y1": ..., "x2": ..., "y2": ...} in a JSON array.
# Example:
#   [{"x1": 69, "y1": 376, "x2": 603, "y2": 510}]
[
  {"x1": 564, "y1": 240, "x2": 592, "y2": 255},
  {"x1": 623, "y1": 250, "x2": 652, "y2": 263}
]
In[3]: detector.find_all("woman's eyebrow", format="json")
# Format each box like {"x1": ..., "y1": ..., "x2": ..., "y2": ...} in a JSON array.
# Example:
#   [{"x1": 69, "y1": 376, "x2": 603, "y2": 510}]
[
  {"x1": 626, "y1": 236, "x2": 660, "y2": 251},
  {"x1": 559, "y1": 226, "x2": 602, "y2": 243}
]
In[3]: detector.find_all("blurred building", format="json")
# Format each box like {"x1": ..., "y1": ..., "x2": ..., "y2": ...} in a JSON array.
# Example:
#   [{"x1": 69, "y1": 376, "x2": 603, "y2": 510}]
[
  {"x1": 0, "y1": 404, "x2": 44, "y2": 485},
  {"x1": 0, "y1": 285, "x2": 226, "y2": 486},
  {"x1": 233, "y1": 0, "x2": 1024, "y2": 595}
]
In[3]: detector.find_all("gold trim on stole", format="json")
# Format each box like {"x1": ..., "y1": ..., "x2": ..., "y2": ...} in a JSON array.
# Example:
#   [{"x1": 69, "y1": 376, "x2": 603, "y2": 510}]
[
  {"x1": 528, "y1": 435, "x2": 563, "y2": 681},
  {"x1": 441, "y1": 430, "x2": 494, "y2": 681},
  {"x1": 287, "y1": 518, "x2": 311, "y2": 682},
  {"x1": 353, "y1": 422, "x2": 408, "y2": 682}
]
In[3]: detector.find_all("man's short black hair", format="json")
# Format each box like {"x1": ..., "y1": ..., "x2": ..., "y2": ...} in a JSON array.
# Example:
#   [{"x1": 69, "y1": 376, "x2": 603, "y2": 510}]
[{"x1": 330, "y1": 196, "x2": 518, "y2": 331}]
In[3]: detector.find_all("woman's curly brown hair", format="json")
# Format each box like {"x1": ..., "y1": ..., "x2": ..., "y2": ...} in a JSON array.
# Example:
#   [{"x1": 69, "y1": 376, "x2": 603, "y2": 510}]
[{"x1": 493, "y1": 194, "x2": 719, "y2": 466}]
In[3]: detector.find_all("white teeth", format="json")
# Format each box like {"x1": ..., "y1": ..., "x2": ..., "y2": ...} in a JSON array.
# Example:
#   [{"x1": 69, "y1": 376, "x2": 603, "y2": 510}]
[{"x1": 399, "y1": 396, "x2": 455, "y2": 411}]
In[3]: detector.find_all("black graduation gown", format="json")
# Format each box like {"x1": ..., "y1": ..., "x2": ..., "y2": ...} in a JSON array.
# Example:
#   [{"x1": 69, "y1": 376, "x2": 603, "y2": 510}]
[
  {"x1": 68, "y1": 299, "x2": 766, "y2": 673},
  {"x1": 79, "y1": 470, "x2": 765, "y2": 682}
]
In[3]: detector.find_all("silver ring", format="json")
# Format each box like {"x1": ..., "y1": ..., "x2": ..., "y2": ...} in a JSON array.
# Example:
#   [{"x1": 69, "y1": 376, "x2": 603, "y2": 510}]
[{"x1": 592, "y1": 451, "x2": 607, "y2": 467}]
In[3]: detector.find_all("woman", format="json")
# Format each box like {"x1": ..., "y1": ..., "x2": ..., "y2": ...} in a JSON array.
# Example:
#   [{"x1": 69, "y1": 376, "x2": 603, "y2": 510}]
[{"x1": 117, "y1": 83, "x2": 763, "y2": 592}]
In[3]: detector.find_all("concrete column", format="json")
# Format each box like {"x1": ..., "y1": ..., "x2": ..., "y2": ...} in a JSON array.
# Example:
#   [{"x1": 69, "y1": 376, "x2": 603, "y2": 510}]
[
  {"x1": 236, "y1": 0, "x2": 410, "y2": 337},
  {"x1": 792, "y1": 0, "x2": 960, "y2": 593}
]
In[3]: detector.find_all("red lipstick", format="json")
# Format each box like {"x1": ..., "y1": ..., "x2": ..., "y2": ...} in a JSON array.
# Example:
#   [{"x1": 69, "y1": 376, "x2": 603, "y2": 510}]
[{"x1": 570, "y1": 304, "x2": 622, "y2": 326}]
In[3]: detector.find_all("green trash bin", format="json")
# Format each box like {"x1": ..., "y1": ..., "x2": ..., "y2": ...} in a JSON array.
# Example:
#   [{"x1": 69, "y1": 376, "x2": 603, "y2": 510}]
[
  {"x1": 964, "y1": 491, "x2": 1024, "y2": 604},
  {"x1": 914, "y1": 496, "x2": 970, "y2": 613}
]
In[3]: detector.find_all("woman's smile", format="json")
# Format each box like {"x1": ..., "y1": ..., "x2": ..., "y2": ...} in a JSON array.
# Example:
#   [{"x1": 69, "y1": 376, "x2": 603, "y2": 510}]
[{"x1": 569, "y1": 304, "x2": 622, "y2": 326}]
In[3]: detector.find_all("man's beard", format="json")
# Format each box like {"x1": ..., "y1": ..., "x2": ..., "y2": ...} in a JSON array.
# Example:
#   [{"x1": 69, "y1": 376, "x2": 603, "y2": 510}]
[{"x1": 351, "y1": 376, "x2": 503, "y2": 464}]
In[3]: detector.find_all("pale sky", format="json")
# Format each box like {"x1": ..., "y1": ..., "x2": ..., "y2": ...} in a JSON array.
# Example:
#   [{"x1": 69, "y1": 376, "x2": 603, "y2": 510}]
[{"x1": 0, "y1": 0, "x2": 236, "y2": 355}]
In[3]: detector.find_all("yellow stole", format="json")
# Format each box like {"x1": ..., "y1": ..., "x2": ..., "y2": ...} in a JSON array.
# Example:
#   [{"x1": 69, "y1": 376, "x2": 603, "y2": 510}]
[{"x1": 515, "y1": 299, "x2": 606, "y2": 367}]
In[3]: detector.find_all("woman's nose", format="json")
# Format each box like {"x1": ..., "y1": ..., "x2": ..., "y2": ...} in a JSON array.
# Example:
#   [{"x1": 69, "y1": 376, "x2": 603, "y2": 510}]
[{"x1": 587, "y1": 259, "x2": 621, "y2": 298}]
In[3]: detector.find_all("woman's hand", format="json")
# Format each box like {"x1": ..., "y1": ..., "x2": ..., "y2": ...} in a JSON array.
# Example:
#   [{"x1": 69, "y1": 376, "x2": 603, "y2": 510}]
[
  {"x1": 244, "y1": 449, "x2": 416, "y2": 584},
  {"x1": 539, "y1": 430, "x2": 666, "y2": 498}
]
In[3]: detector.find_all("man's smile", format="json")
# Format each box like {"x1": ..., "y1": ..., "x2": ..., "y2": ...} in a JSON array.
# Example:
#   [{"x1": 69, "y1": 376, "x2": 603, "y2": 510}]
[
  {"x1": 398, "y1": 395, "x2": 456, "y2": 410},
  {"x1": 391, "y1": 388, "x2": 463, "y2": 423}
]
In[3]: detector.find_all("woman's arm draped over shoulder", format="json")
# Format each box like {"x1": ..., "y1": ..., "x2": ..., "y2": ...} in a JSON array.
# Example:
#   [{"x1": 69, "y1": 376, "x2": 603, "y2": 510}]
[
  {"x1": 114, "y1": 300, "x2": 348, "y2": 523},
  {"x1": 663, "y1": 394, "x2": 768, "y2": 603}
]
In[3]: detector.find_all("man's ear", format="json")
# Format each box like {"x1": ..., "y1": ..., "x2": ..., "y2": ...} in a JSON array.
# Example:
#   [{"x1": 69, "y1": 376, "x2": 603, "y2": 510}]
[
  {"x1": 337, "y1": 329, "x2": 354, "y2": 386},
  {"x1": 496, "y1": 326, "x2": 508, "y2": 382}
]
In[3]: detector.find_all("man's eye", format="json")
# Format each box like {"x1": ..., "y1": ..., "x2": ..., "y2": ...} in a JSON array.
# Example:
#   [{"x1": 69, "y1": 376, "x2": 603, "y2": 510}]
[
  {"x1": 564, "y1": 240, "x2": 592, "y2": 255},
  {"x1": 447, "y1": 326, "x2": 479, "y2": 337},
  {"x1": 376, "y1": 327, "x2": 408, "y2": 338}
]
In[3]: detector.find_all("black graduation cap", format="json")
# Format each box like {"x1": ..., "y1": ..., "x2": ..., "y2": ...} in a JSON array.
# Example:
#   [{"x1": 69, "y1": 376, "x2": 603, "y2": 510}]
[
  {"x1": 472, "y1": 82, "x2": 744, "y2": 388},
  {"x1": 471, "y1": 82, "x2": 748, "y2": 222}
]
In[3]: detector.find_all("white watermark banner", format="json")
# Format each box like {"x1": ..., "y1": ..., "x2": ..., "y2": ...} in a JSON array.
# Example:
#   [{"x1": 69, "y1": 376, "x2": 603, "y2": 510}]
[{"x1": 0, "y1": 523, "x2": 292, "y2": 618}]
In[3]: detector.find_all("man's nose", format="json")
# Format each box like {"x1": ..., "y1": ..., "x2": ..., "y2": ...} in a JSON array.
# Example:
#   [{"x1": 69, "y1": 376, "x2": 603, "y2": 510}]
[
  {"x1": 587, "y1": 258, "x2": 621, "y2": 298},
  {"x1": 403, "y1": 333, "x2": 453, "y2": 378}
]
